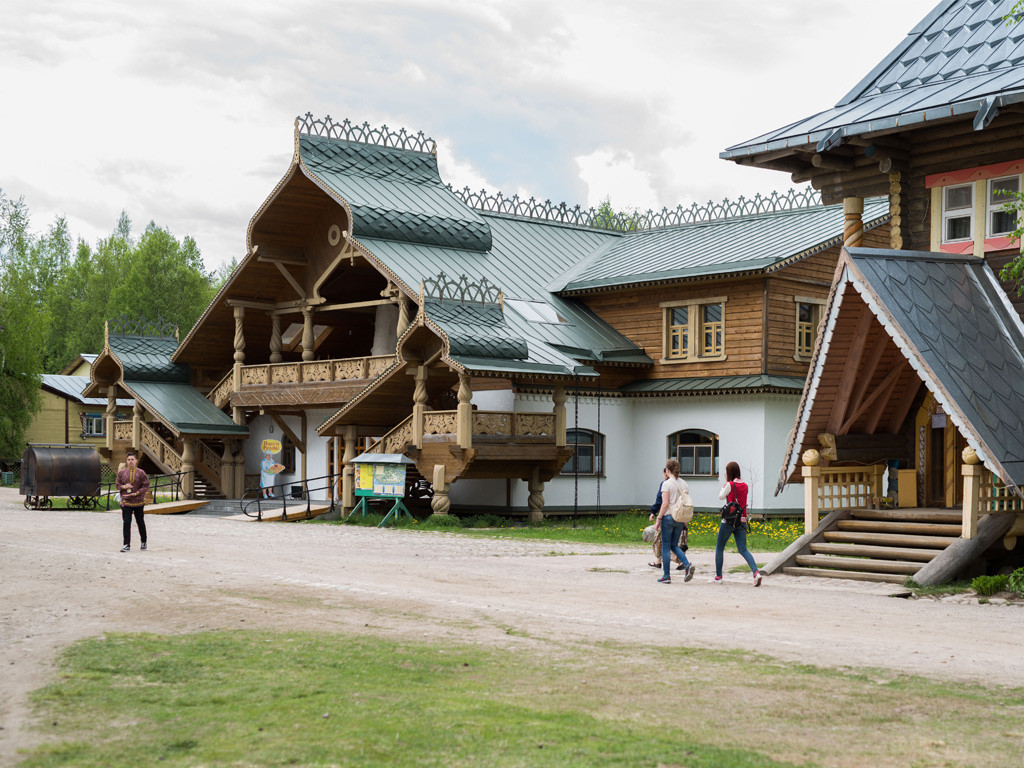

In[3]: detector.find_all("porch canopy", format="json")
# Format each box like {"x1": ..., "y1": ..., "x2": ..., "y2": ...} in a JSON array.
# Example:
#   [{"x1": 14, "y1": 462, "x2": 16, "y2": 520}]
[{"x1": 779, "y1": 246, "x2": 1024, "y2": 498}]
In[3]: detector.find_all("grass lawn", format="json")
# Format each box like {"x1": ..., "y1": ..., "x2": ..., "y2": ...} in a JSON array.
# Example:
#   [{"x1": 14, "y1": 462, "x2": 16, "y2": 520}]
[
  {"x1": 22, "y1": 630, "x2": 1024, "y2": 768},
  {"x1": 333, "y1": 510, "x2": 806, "y2": 553}
]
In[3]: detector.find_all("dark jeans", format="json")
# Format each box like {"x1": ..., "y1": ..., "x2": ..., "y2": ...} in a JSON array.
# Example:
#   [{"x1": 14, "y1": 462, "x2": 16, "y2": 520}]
[
  {"x1": 661, "y1": 517, "x2": 691, "y2": 579},
  {"x1": 121, "y1": 505, "x2": 147, "y2": 546},
  {"x1": 714, "y1": 521, "x2": 758, "y2": 577}
]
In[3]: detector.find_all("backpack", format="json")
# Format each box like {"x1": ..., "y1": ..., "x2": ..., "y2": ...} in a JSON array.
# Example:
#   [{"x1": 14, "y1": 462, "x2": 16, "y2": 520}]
[
  {"x1": 667, "y1": 478, "x2": 694, "y2": 523},
  {"x1": 720, "y1": 481, "x2": 746, "y2": 528}
]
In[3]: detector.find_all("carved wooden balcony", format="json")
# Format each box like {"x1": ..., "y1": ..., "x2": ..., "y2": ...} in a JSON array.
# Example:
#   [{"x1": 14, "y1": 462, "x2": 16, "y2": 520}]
[{"x1": 208, "y1": 355, "x2": 397, "y2": 409}]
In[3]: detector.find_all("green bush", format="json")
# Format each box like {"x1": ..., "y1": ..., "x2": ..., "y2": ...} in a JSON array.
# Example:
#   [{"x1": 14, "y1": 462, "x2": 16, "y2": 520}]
[
  {"x1": 971, "y1": 574, "x2": 1008, "y2": 596},
  {"x1": 1007, "y1": 568, "x2": 1024, "y2": 597}
]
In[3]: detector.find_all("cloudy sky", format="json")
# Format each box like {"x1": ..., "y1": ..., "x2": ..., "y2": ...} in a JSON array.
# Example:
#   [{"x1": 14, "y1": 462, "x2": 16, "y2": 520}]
[{"x1": 2, "y1": 0, "x2": 935, "y2": 271}]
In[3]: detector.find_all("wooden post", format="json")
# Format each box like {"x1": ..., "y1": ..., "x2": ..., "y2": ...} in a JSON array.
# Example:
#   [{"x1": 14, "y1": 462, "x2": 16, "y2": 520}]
[
  {"x1": 220, "y1": 441, "x2": 235, "y2": 498},
  {"x1": 431, "y1": 464, "x2": 450, "y2": 516},
  {"x1": 843, "y1": 196, "x2": 864, "y2": 247},
  {"x1": 269, "y1": 313, "x2": 282, "y2": 364},
  {"x1": 233, "y1": 440, "x2": 245, "y2": 498},
  {"x1": 888, "y1": 172, "x2": 903, "y2": 250},
  {"x1": 233, "y1": 305, "x2": 245, "y2": 364},
  {"x1": 341, "y1": 425, "x2": 356, "y2": 514},
  {"x1": 412, "y1": 366, "x2": 428, "y2": 449},
  {"x1": 397, "y1": 293, "x2": 410, "y2": 338},
  {"x1": 961, "y1": 463, "x2": 983, "y2": 540},
  {"x1": 552, "y1": 384, "x2": 566, "y2": 447},
  {"x1": 803, "y1": 465, "x2": 821, "y2": 534},
  {"x1": 301, "y1": 306, "x2": 314, "y2": 362},
  {"x1": 106, "y1": 387, "x2": 117, "y2": 451},
  {"x1": 181, "y1": 438, "x2": 196, "y2": 499},
  {"x1": 457, "y1": 373, "x2": 473, "y2": 450},
  {"x1": 131, "y1": 401, "x2": 142, "y2": 452},
  {"x1": 528, "y1": 467, "x2": 545, "y2": 523}
]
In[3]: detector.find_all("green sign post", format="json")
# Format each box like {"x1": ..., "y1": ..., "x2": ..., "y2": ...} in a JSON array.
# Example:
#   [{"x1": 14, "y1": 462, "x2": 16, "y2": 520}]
[{"x1": 349, "y1": 453, "x2": 416, "y2": 527}]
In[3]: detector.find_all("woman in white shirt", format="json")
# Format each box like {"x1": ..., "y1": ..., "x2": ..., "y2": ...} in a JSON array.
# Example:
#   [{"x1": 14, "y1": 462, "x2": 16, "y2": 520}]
[{"x1": 654, "y1": 459, "x2": 696, "y2": 584}]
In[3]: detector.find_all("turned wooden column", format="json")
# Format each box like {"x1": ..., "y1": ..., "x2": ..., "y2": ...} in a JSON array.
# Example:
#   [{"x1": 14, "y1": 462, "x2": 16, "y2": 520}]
[
  {"x1": 843, "y1": 196, "x2": 864, "y2": 248},
  {"x1": 456, "y1": 373, "x2": 473, "y2": 450},
  {"x1": 527, "y1": 467, "x2": 545, "y2": 523},
  {"x1": 220, "y1": 441, "x2": 235, "y2": 499},
  {"x1": 552, "y1": 384, "x2": 567, "y2": 447},
  {"x1": 269, "y1": 313, "x2": 282, "y2": 364},
  {"x1": 233, "y1": 440, "x2": 245, "y2": 498},
  {"x1": 181, "y1": 438, "x2": 196, "y2": 499},
  {"x1": 397, "y1": 293, "x2": 411, "y2": 338},
  {"x1": 341, "y1": 425, "x2": 356, "y2": 514},
  {"x1": 301, "y1": 307, "x2": 315, "y2": 362},
  {"x1": 105, "y1": 388, "x2": 117, "y2": 451},
  {"x1": 233, "y1": 305, "x2": 245, "y2": 364},
  {"x1": 131, "y1": 401, "x2": 142, "y2": 453},
  {"x1": 412, "y1": 366, "x2": 428, "y2": 449},
  {"x1": 430, "y1": 464, "x2": 450, "y2": 516}
]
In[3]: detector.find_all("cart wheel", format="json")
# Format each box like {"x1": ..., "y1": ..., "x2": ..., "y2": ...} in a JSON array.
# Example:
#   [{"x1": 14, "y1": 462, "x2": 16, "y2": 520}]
[
  {"x1": 43, "y1": 497, "x2": 53, "y2": 509},
  {"x1": 89, "y1": 497, "x2": 98, "y2": 510},
  {"x1": 23, "y1": 496, "x2": 33, "y2": 510}
]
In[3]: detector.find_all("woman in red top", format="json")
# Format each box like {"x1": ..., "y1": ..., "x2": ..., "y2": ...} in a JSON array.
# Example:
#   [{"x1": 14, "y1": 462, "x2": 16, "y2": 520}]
[{"x1": 712, "y1": 461, "x2": 763, "y2": 586}]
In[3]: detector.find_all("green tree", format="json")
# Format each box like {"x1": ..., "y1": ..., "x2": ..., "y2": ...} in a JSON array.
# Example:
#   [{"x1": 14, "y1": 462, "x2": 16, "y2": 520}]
[
  {"x1": 590, "y1": 197, "x2": 643, "y2": 232},
  {"x1": 0, "y1": 190, "x2": 45, "y2": 457}
]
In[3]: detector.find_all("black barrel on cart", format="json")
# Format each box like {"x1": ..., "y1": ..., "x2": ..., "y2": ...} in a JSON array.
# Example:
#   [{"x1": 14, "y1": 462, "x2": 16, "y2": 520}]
[{"x1": 20, "y1": 444, "x2": 102, "y2": 509}]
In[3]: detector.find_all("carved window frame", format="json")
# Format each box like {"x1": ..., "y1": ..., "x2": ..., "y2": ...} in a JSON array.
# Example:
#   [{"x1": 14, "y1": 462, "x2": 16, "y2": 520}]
[
  {"x1": 660, "y1": 297, "x2": 728, "y2": 364},
  {"x1": 793, "y1": 296, "x2": 826, "y2": 361}
]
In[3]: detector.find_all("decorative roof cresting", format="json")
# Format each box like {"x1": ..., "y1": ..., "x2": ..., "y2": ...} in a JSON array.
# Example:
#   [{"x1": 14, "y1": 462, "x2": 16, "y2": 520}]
[
  {"x1": 107, "y1": 314, "x2": 179, "y2": 340},
  {"x1": 421, "y1": 272, "x2": 503, "y2": 307},
  {"x1": 451, "y1": 186, "x2": 825, "y2": 232},
  {"x1": 296, "y1": 113, "x2": 437, "y2": 155}
]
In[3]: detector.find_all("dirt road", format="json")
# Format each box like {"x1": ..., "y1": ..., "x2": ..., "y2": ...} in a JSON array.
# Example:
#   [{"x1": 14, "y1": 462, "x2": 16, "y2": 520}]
[{"x1": 2, "y1": 486, "x2": 1022, "y2": 764}]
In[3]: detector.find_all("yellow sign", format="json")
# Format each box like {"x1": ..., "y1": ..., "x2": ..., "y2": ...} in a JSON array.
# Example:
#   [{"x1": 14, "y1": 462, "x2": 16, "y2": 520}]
[{"x1": 261, "y1": 439, "x2": 282, "y2": 454}]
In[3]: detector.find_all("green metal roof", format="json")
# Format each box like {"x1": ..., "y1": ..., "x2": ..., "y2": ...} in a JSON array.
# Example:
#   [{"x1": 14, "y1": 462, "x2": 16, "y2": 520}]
[
  {"x1": 124, "y1": 381, "x2": 248, "y2": 437},
  {"x1": 109, "y1": 335, "x2": 189, "y2": 383},
  {"x1": 359, "y1": 220, "x2": 648, "y2": 376},
  {"x1": 723, "y1": 0, "x2": 1024, "y2": 160},
  {"x1": 299, "y1": 135, "x2": 492, "y2": 251},
  {"x1": 619, "y1": 375, "x2": 807, "y2": 395},
  {"x1": 553, "y1": 197, "x2": 889, "y2": 293}
]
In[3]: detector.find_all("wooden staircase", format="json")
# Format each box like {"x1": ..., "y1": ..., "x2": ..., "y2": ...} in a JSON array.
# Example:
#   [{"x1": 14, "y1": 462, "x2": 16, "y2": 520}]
[{"x1": 770, "y1": 508, "x2": 963, "y2": 584}]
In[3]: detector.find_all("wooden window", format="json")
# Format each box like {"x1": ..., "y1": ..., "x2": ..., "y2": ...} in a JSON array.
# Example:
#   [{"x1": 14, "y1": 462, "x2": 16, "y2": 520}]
[
  {"x1": 942, "y1": 183, "x2": 973, "y2": 242},
  {"x1": 561, "y1": 428, "x2": 604, "y2": 476},
  {"x1": 987, "y1": 175, "x2": 1020, "y2": 237},
  {"x1": 701, "y1": 303, "x2": 723, "y2": 357},
  {"x1": 794, "y1": 297, "x2": 825, "y2": 360},
  {"x1": 661, "y1": 298, "x2": 727, "y2": 362},
  {"x1": 668, "y1": 307, "x2": 689, "y2": 358},
  {"x1": 668, "y1": 429, "x2": 718, "y2": 476},
  {"x1": 82, "y1": 413, "x2": 105, "y2": 437}
]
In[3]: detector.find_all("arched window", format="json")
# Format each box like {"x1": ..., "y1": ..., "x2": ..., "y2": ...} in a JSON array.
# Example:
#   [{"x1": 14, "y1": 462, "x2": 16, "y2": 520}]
[
  {"x1": 561, "y1": 429, "x2": 604, "y2": 476},
  {"x1": 668, "y1": 429, "x2": 719, "y2": 476}
]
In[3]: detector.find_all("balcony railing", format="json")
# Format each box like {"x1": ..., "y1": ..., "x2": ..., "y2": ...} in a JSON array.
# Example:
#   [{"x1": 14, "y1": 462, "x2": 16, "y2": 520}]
[{"x1": 207, "y1": 355, "x2": 397, "y2": 408}]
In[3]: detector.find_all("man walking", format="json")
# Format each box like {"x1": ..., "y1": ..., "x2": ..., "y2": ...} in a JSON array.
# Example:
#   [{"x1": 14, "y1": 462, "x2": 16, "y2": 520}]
[{"x1": 117, "y1": 452, "x2": 150, "y2": 552}]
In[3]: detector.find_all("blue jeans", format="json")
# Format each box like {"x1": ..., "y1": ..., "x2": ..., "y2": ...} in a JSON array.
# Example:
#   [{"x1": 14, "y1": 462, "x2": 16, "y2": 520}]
[
  {"x1": 661, "y1": 517, "x2": 691, "y2": 578},
  {"x1": 715, "y1": 521, "x2": 758, "y2": 577}
]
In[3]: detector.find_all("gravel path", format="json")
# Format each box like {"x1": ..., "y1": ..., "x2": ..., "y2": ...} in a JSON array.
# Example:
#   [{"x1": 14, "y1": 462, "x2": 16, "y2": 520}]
[{"x1": 2, "y1": 485, "x2": 1022, "y2": 764}]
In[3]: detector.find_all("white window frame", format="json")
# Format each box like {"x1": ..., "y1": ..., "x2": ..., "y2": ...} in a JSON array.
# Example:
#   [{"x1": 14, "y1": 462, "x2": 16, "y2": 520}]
[
  {"x1": 82, "y1": 413, "x2": 105, "y2": 437},
  {"x1": 668, "y1": 429, "x2": 719, "y2": 477},
  {"x1": 987, "y1": 175, "x2": 1020, "y2": 237},
  {"x1": 941, "y1": 183, "x2": 974, "y2": 243},
  {"x1": 660, "y1": 297, "x2": 728, "y2": 363},
  {"x1": 560, "y1": 428, "x2": 605, "y2": 476}
]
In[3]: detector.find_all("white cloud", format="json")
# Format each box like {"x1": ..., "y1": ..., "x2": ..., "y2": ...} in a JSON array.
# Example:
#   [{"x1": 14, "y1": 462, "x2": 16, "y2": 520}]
[{"x1": 0, "y1": 0, "x2": 937, "y2": 271}]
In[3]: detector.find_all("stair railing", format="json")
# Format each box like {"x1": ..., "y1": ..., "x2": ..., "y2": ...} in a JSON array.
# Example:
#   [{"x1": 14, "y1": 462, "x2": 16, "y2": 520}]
[
  {"x1": 802, "y1": 463, "x2": 885, "y2": 533},
  {"x1": 239, "y1": 472, "x2": 339, "y2": 521}
]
